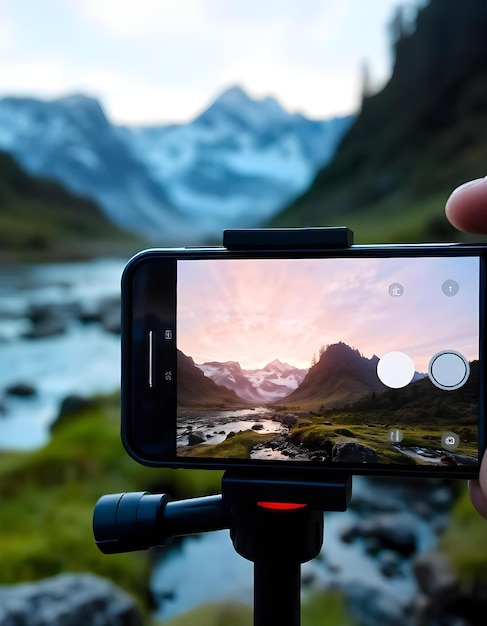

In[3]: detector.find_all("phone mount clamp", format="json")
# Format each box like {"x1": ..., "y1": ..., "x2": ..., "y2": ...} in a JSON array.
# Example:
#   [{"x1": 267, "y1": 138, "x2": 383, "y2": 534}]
[{"x1": 93, "y1": 227, "x2": 355, "y2": 626}]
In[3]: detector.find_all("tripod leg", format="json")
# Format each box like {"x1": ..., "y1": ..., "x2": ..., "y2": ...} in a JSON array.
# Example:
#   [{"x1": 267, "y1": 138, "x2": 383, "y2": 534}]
[{"x1": 254, "y1": 558, "x2": 301, "y2": 626}]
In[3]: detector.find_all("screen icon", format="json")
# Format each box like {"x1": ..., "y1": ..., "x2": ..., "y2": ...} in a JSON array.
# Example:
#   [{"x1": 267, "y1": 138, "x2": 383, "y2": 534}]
[
  {"x1": 441, "y1": 279, "x2": 459, "y2": 297},
  {"x1": 428, "y1": 350, "x2": 470, "y2": 391},
  {"x1": 441, "y1": 431, "x2": 460, "y2": 451},
  {"x1": 165, "y1": 329, "x2": 173, "y2": 340},
  {"x1": 388, "y1": 283, "x2": 404, "y2": 297},
  {"x1": 377, "y1": 351, "x2": 415, "y2": 388},
  {"x1": 388, "y1": 428, "x2": 404, "y2": 443}
]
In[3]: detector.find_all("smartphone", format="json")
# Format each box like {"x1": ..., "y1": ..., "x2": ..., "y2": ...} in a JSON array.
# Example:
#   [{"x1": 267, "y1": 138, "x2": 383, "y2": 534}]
[{"x1": 121, "y1": 243, "x2": 486, "y2": 478}]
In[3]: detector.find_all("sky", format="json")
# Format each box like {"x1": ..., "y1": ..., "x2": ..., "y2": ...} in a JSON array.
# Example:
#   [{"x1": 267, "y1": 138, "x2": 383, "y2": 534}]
[
  {"x1": 177, "y1": 256, "x2": 479, "y2": 372},
  {"x1": 0, "y1": 0, "x2": 424, "y2": 126}
]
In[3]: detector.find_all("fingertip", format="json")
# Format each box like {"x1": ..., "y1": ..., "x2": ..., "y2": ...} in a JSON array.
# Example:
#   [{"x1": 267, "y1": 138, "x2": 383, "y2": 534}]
[
  {"x1": 468, "y1": 479, "x2": 487, "y2": 520},
  {"x1": 445, "y1": 177, "x2": 487, "y2": 234}
]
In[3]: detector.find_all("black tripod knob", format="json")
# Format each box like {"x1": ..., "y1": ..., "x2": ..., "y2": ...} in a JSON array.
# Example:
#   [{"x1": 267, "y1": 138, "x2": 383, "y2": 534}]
[
  {"x1": 93, "y1": 491, "x2": 228, "y2": 554},
  {"x1": 93, "y1": 491, "x2": 171, "y2": 554}
]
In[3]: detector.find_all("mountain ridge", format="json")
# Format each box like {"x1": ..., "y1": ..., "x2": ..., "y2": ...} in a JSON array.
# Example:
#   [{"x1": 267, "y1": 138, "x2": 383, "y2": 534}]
[
  {"x1": 177, "y1": 350, "x2": 249, "y2": 409},
  {"x1": 0, "y1": 86, "x2": 353, "y2": 244},
  {"x1": 197, "y1": 358, "x2": 307, "y2": 403},
  {"x1": 280, "y1": 342, "x2": 387, "y2": 408},
  {"x1": 0, "y1": 150, "x2": 140, "y2": 262}
]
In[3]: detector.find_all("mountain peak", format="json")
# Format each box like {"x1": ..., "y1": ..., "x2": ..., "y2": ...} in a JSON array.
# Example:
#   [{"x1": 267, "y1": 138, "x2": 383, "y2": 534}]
[
  {"x1": 0, "y1": 86, "x2": 353, "y2": 243},
  {"x1": 54, "y1": 93, "x2": 109, "y2": 126},
  {"x1": 197, "y1": 84, "x2": 291, "y2": 130},
  {"x1": 263, "y1": 358, "x2": 292, "y2": 372},
  {"x1": 55, "y1": 93, "x2": 102, "y2": 108},
  {"x1": 212, "y1": 85, "x2": 252, "y2": 107}
]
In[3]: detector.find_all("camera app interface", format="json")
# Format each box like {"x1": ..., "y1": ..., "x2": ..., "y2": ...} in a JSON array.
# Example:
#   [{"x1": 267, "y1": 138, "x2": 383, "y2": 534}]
[{"x1": 176, "y1": 256, "x2": 479, "y2": 467}]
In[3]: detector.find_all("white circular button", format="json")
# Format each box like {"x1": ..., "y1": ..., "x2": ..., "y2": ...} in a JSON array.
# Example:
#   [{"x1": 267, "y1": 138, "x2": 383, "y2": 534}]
[
  {"x1": 377, "y1": 351, "x2": 415, "y2": 389},
  {"x1": 428, "y1": 350, "x2": 470, "y2": 391}
]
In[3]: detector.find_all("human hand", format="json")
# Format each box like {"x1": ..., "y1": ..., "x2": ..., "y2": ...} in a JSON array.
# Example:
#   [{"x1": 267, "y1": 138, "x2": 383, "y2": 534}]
[{"x1": 445, "y1": 176, "x2": 487, "y2": 518}]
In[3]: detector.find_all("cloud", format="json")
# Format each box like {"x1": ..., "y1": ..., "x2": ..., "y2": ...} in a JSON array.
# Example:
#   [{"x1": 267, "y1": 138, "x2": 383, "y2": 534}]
[{"x1": 0, "y1": 0, "x2": 408, "y2": 123}]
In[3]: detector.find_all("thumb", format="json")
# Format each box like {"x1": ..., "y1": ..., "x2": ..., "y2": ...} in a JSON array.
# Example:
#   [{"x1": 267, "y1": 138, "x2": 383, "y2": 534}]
[
  {"x1": 445, "y1": 177, "x2": 487, "y2": 234},
  {"x1": 468, "y1": 452, "x2": 487, "y2": 519}
]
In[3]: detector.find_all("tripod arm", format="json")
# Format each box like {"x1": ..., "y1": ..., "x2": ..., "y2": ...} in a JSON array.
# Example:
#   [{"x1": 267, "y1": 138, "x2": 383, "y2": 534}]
[{"x1": 93, "y1": 491, "x2": 229, "y2": 554}]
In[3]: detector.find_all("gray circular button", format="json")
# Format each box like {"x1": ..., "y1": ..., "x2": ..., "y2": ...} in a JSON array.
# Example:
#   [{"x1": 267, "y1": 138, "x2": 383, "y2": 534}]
[
  {"x1": 442, "y1": 279, "x2": 459, "y2": 297},
  {"x1": 389, "y1": 283, "x2": 404, "y2": 297},
  {"x1": 441, "y1": 431, "x2": 460, "y2": 451},
  {"x1": 428, "y1": 350, "x2": 470, "y2": 391},
  {"x1": 388, "y1": 428, "x2": 404, "y2": 443}
]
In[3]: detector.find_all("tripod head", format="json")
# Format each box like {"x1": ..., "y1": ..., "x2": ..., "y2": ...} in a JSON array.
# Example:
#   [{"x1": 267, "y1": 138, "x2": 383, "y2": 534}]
[
  {"x1": 93, "y1": 470, "x2": 352, "y2": 626},
  {"x1": 93, "y1": 470, "x2": 351, "y2": 554}
]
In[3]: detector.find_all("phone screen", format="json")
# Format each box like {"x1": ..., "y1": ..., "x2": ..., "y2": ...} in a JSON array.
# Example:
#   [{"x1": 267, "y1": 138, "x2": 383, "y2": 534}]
[{"x1": 174, "y1": 255, "x2": 480, "y2": 469}]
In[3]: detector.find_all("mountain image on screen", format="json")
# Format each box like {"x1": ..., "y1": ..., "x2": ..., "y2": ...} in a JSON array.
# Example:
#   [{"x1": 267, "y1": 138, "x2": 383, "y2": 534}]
[
  {"x1": 176, "y1": 341, "x2": 478, "y2": 468},
  {"x1": 177, "y1": 350, "x2": 248, "y2": 409},
  {"x1": 196, "y1": 359, "x2": 307, "y2": 403},
  {"x1": 282, "y1": 342, "x2": 387, "y2": 406}
]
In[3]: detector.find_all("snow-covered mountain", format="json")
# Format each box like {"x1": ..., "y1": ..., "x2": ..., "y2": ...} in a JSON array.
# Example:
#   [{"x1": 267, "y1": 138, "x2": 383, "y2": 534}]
[
  {"x1": 0, "y1": 87, "x2": 354, "y2": 243},
  {"x1": 197, "y1": 358, "x2": 308, "y2": 403}
]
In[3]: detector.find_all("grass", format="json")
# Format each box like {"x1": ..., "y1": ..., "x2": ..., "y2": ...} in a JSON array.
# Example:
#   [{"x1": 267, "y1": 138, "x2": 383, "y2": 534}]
[
  {"x1": 178, "y1": 431, "x2": 271, "y2": 458},
  {"x1": 181, "y1": 409, "x2": 478, "y2": 466},
  {"x1": 0, "y1": 151, "x2": 145, "y2": 263},
  {"x1": 0, "y1": 392, "x2": 223, "y2": 616},
  {"x1": 440, "y1": 489, "x2": 487, "y2": 586}
]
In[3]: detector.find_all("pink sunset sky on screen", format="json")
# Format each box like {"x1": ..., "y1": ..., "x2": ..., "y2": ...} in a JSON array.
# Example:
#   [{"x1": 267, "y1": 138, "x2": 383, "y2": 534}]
[{"x1": 177, "y1": 256, "x2": 479, "y2": 372}]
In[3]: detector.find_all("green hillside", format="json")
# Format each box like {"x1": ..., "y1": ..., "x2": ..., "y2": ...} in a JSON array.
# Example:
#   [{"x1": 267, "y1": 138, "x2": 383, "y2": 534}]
[
  {"x1": 268, "y1": 0, "x2": 487, "y2": 244},
  {"x1": 0, "y1": 151, "x2": 144, "y2": 262}
]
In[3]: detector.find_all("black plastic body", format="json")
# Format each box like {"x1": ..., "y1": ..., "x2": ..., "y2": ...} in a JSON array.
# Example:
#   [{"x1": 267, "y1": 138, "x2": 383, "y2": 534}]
[
  {"x1": 121, "y1": 242, "x2": 487, "y2": 478},
  {"x1": 223, "y1": 227, "x2": 353, "y2": 249}
]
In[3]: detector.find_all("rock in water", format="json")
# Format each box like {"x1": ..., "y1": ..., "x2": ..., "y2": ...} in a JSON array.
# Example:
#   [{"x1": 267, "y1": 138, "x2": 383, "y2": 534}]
[{"x1": 0, "y1": 573, "x2": 143, "y2": 626}]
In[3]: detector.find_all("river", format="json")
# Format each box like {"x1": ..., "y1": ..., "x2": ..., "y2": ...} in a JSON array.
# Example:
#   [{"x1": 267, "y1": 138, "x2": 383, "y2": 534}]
[{"x1": 0, "y1": 258, "x2": 125, "y2": 448}]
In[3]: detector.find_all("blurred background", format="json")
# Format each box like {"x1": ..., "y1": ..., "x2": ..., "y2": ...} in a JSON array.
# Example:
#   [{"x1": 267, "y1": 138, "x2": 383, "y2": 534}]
[{"x1": 1, "y1": 0, "x2": 487, "y2": 625}]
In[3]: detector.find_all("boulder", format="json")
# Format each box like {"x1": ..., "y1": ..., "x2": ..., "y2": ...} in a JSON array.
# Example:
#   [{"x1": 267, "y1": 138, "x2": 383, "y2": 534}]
[
  {"x1": 0, "y1": 573, "x2": 143, "y2": 626},
  {"x1": 50, "y1": 395, "x2": 96, "y2": 431},
  {"x1": 281, "y1": 413, "x2": 299, "y2": 427},
  {"x1": 188, "y1": 430, "x2": 206, "y2": 445},
  {"x1": 413, "y1": 550, "x2": 487, "y2": 625},
  {"x1": 22, "y1": 303, "x2": 74, "y2": 339},
  {"x1": 339, "y1": 513, "x2": 417, "y2": 556},
  {"x1": 413, "y1": 550, "x2": 459, "y2": 604},
  {"x1": 5, "y1": 382, "x2": 37, "y2": 397},
  {"x1": 341, "y1": 579, "x2": 411, "y2": 626},
  {"x1": 332, "y1": 441, "x2": 378, "y2": 463},
  {"x1": 99, "y1": 298, "x2": 121, "y2": 334}
]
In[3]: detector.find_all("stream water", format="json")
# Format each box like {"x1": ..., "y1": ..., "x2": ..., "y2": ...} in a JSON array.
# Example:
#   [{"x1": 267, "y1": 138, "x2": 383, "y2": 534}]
[
  {"x1": 0, "y1": 259, "x2": 124, "y2": 448},
  {"x1": 177, "y1": 407, "x2": 287, "y2": 446},
  {"x1": 150, "y1": 475, "x2": 449, "y2": 623}
]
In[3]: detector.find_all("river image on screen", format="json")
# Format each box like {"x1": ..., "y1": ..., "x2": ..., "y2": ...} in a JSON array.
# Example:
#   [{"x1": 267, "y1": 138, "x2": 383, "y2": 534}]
[{"x1": 175, "y1": 256, "x2": 480, "y2": 467}]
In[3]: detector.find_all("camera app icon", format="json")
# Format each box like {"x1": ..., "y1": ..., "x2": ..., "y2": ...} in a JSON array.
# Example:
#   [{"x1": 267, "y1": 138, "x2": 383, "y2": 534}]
[{"x1": 441, "y1": 431, "x2": 460, "y2": 451}]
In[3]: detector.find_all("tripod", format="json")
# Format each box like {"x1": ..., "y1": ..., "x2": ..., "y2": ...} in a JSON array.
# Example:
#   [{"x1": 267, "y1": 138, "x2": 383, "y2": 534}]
[{"x1": 93, "y1": 469, "x2": 352, "y2": 626}]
